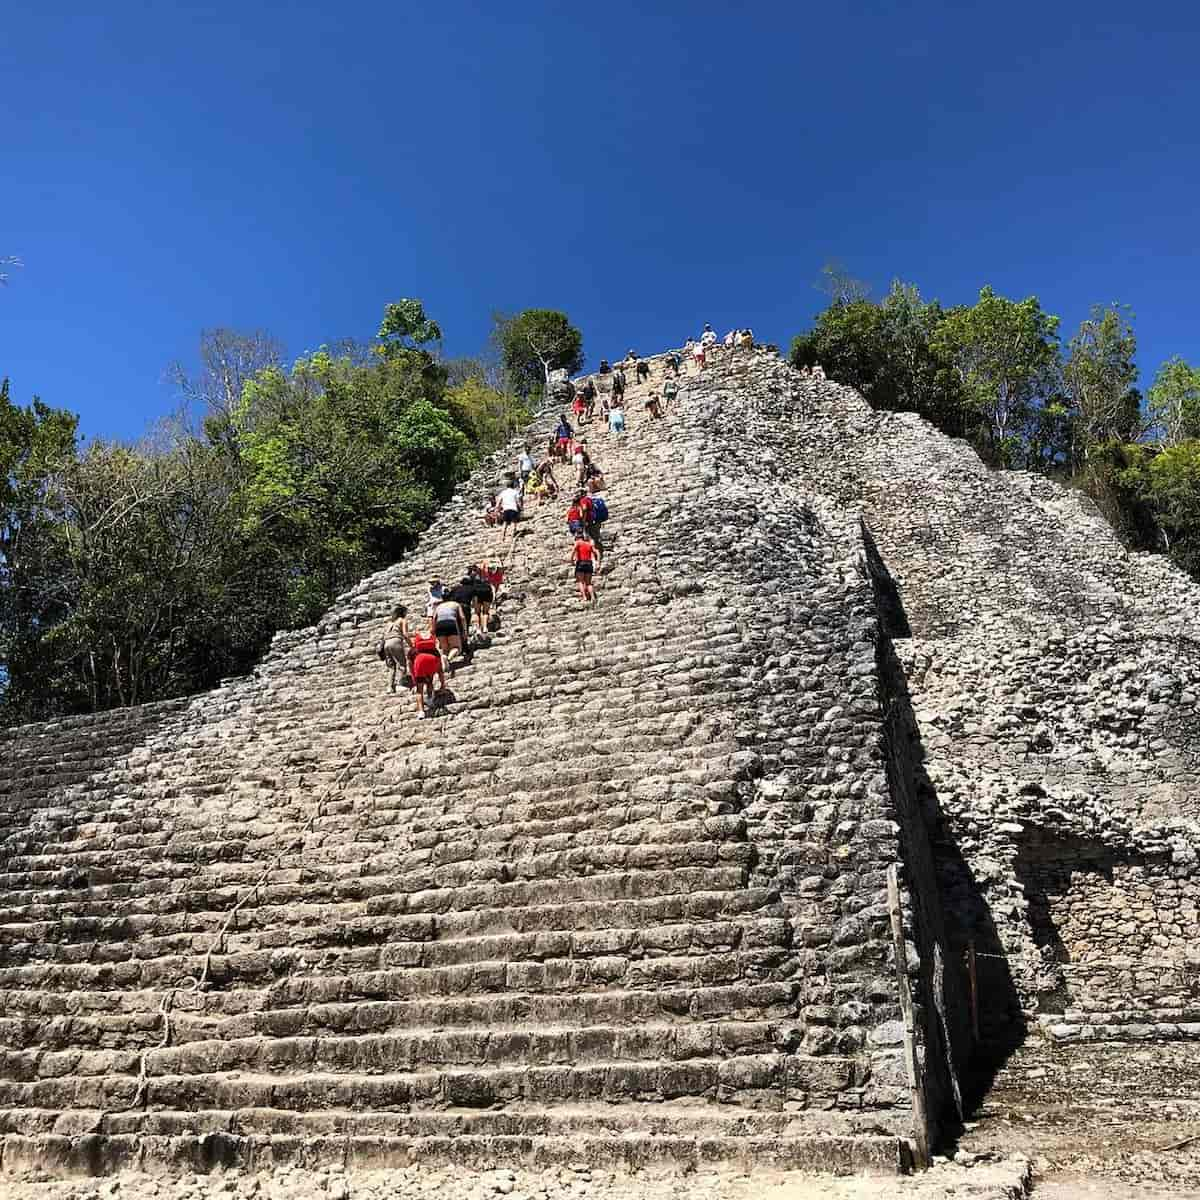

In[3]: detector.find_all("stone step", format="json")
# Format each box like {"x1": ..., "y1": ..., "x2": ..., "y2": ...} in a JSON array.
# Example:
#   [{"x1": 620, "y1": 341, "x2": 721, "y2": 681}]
[
  {"x1": 0, "y1": 1100, "x2": 899, "y2": 1142},
  {"x1": 1, "y1": 1020, "x2": 796, "y2": 1077},
  {"x1": 0, "y1": 981, "x2": 802, "y2": 1045},
  {"x1": 0, "y1": 1127, "x2": 911, "y2": 1177},
  {"x1": 0, "y1": 1052, "x2": 867, "y2": 1113},
  {"x1": 0, "y1": 937, "x2": 797, "y2": 996},
  {"x1": 0, "y1": 863, "x2": 758, "y2": 920}
]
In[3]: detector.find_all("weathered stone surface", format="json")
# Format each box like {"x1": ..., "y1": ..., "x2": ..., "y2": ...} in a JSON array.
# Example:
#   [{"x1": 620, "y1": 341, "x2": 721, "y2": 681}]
[{"x1": 1, "y1": 342, "x2": 1196, "y2": 1181}]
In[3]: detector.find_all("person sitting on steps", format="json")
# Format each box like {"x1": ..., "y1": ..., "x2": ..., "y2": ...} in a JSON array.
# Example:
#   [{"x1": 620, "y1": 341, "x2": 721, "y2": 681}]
[
  {"x1": 407, "y1": 626, "x2": 445, "y2": 719},
  {"x1": 645, "y1": 391, "x2": 663, "y2": 418},
  {"x1": 535, "y1": 457, "x2": 559, "y2": 498},
  {"x1": 571, "y1": 531, "x2": 598, "y2": 605},
  {"x1": 382, "y1": 604, "x2": 412, "y2": 694}
]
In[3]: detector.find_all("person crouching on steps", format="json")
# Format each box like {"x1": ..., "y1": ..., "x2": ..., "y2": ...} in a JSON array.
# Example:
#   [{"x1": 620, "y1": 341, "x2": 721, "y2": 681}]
[
  {"x1": 571, "y1": 532, "x2": 598, "y2": 605},
  {"x1": 407, "y1": 627, "x2": 445, "y2": 719},
  {"x1": 433, "y1": 594, "x2": 470, "y2": 661}
]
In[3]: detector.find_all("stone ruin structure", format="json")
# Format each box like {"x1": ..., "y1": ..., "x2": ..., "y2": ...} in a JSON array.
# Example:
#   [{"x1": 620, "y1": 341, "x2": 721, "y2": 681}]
[{"x1": 1, "y1": 346, "x2": 1197, "y2": 1181}]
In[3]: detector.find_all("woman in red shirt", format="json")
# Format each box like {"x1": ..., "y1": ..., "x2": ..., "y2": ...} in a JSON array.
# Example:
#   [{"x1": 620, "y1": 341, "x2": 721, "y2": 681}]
[
  {"x1": 571, "y1": 533, "x2": 597, "y2": 605},
  {"x1": 406, "y1": 630, "x2": 445, "y2": 719}
]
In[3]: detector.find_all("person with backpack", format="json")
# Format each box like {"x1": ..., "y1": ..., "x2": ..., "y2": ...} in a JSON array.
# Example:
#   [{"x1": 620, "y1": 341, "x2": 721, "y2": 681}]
[
  {"x1": 406, "y1": 627, "x2": 445, "y2": 719},
  {"x1": 636, "y1": 357, "x2": 650, "y2": 384},
  {"x1": 586, "y1": 491, "x2": 608, "y2": 553},
  {"x1": 665, "y1": 351, "x2": 680, "y2": 377},
  {"x1": 570, "y1": 532, "x2": 598, "y2": 605},
  {"x1": 581, "y1": 377, "x2": 597, "y2": 421}
]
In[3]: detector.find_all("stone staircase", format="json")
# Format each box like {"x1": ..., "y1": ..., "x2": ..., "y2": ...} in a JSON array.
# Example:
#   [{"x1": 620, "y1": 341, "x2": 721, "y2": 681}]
[{"x1": 0, "y1": 351, "x2": 922, "y2": 1177}]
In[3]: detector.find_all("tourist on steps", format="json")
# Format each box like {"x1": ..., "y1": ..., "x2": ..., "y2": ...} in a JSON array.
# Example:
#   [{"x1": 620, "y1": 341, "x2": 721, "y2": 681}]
[
  {"x1": 554, "y1": 414, "x2": 573, "y2": 460},
  {"x1": 691, "y1": 340, "x2": 706, "y2": 372},
  {"x1": 566, "y1": 493, "x2": 586, "y2": 539},
  {"x1": 432, "y1": 593, "x2": 470, "y2": 661},
  {"x1": 571, "y1": 532, "x2": 598, "y2": 605},
  {"x1": 496, "y1": 479, "x2": 523, "y2": 541},
  {"x1": 663, "y1": 378, "x2": 679, "y2": 411},
  {"x1": 612, "y1": 365, "x2": 626, "y2": 404},
  {"x1": 382, "y1": 605, "x2": 412, "y2": 694},
  {"x1": 517, "y1": 443, "x2": 535, "y2": 486},
  {"x1": 636, "y1": 357, "x2": 650, "y2": 384},
  {"x1": 406, "y1": 627, "x2": 445, "y2": 719},
  {"x1": 584, "y1": 490, "x2": 608, "y2": 554},
  {"x1": 665, "y1": 351, "x2": 681, "y2": 377},
  {"x1": 608, "y1": 394, "x2": 626, "y2": 434},
  {"x1": 535, "y1": 457, "x2": 559, "y2": 498},
  {"x1": 645, "y1": 391, "x2": 663, "y2": 418}
]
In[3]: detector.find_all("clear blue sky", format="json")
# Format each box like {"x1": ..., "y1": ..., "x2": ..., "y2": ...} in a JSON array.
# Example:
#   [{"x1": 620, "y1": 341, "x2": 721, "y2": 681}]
[{"x1": 3, "y1": 2, "x2": 1199, "y2": 440}]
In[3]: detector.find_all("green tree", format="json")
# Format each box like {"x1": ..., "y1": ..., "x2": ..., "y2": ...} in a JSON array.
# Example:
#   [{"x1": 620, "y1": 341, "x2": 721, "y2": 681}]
[
  {"x1": 789, "y1": 283, "x2": 971, "y2": 437},
  {"x1": 236, "y1": 346, "x2": 469, "y2": 625},
  {"x1": 931, "y1": 286, "x2": 1061, "y2": 466},
  {"x1": 493, "y1": 309, "x2": 584, "y2": 398},
  {"x1": 1063, "y1": 304, "x2": 1139, "y2": 466},
  {"x1": 789, "y1": 299, "x2": 891, "y2": 399},
  {"x1": 1147, "y1": 356, "x2": 1200, "y2": 448},
  {"x1": 0, "y1": 382, "x2": 79, "y2": 721}
]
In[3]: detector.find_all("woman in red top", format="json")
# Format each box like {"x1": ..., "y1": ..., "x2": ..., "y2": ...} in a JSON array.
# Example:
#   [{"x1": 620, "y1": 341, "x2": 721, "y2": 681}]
[
  {"x1": 571, "y1": 534, "x2": 597, "y2": 605},
  {"x1": 406, "y1": 630, "x2": 445, "y2": 719}
]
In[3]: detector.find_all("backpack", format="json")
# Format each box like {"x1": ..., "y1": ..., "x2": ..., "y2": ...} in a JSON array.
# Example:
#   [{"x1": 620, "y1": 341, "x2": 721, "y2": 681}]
[{"x1": 591, "y1": 496, "x2": 608, "y2": 523}]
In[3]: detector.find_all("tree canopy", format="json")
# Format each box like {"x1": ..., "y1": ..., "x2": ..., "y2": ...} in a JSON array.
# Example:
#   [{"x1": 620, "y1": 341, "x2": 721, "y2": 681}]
[
  {"x1": 493, "y1": 310, "x2": 584, "y2": 398},
  {"x1": 789, "y1": 278, "x2": 1200, "y2": 583}
]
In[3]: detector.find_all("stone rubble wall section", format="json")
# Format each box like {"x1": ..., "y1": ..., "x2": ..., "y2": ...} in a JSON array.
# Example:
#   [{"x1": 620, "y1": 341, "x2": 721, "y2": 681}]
[{"x1": 735, "y1": 351, "x2": 1200, "y2": 1041}]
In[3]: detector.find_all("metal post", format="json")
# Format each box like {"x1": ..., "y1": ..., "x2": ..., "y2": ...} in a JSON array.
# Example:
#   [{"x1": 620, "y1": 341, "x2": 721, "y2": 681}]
[
  {"x1": 887, "y1": 864, "x2": 930, "y2": 1170},
  {"x1": 966, "y1": 940, "x2": 980, "y2": 1044}
]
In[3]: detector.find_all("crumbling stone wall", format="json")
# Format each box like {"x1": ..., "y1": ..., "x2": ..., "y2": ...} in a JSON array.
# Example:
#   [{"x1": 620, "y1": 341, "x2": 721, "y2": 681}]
[{"x1": 738, "y1": 351, "x2": 1200, "y2": 1047}]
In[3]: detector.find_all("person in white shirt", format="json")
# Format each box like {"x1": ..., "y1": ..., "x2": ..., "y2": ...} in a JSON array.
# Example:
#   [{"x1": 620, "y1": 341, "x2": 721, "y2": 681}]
[
  {"x1": 497, "y1": 483, "x2": 523, "y2": 541},
  {"x1": 700, "y1": 324, "x2": 718, "y2": 348}
]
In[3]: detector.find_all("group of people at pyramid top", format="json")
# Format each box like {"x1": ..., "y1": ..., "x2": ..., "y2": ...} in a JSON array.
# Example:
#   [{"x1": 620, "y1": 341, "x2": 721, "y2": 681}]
[{"x1": 683, "y1": 323, "x2": 754, "y2": 371}]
